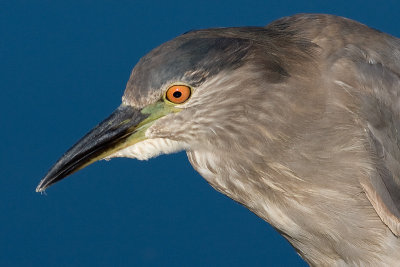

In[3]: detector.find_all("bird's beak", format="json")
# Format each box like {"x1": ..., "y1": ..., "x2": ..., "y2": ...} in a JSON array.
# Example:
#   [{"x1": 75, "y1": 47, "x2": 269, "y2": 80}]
[{"x1": 36, "y1": 102, "x2": 179, "y2": 192}]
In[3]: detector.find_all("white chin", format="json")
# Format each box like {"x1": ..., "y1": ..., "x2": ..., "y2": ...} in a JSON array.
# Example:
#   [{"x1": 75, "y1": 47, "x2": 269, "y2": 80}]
[{"x1": 104, "y1": 138, "x2": 188, "y2": 161}]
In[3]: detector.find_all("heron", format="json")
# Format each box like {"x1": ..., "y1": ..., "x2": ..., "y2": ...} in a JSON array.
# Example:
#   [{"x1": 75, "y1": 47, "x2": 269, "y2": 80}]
[{"x1": 36, "y1": 14, "x2": 400, "y2": 265}]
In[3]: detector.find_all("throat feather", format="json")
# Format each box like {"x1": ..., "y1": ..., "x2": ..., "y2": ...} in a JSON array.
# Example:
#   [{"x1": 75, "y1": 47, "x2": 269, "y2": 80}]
[{"x1": 105, "y1": 138, "x2": 188, "y2": 160}]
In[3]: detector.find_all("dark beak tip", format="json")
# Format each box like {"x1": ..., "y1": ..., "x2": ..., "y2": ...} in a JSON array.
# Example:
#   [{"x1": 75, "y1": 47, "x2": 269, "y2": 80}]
[
  {"x1": 36, "y1": 185, "x2": 44, "y2": 193},
  {"x1": 35, "y1": 187, "x2": 44, "y2": 193},
  {"x1": 36, "y1": 105, "x2": 147, "y2": 193},
  {"x1": 35, "y1": 179, "x2": 48, "y2": 193}
]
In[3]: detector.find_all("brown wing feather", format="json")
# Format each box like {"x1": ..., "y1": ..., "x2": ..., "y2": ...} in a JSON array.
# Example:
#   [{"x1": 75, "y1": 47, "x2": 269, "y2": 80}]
[
  {"x1": 327, "y1": 33, "x2": 400, "y2": 236},
  {"x1": 360, "y1": 61, "x2": 400, "y2": 236},
  {"x1": 280, "y1": 14, "x2": 400, "y2": 236}
]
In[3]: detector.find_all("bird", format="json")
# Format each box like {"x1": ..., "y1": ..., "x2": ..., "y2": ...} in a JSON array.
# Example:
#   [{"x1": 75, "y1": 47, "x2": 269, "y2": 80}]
[{"x1": 36, "y1": 14, "x2": 400, "y2": 266}]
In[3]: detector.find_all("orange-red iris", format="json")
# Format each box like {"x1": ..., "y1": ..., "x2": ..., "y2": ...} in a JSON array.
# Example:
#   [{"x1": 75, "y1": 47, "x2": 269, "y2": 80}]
[{"x1": 166, "y1": 85, "x2": 191, "y2": 104}]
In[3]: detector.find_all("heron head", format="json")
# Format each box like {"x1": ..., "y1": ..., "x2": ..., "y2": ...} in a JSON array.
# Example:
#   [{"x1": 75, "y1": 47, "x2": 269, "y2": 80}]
[{"x1": 36, "y1": 27, "x2": 304, "y2": 192}]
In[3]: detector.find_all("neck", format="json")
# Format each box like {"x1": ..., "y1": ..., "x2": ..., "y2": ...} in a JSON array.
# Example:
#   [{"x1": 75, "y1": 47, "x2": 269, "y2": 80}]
[{"x1": 188, "y1": 147, "x2": 400, "y2": 266}]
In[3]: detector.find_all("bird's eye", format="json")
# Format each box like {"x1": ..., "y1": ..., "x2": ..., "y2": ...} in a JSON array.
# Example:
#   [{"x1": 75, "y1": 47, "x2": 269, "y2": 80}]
[{"x1": 166, "y1": 85, "x2": 191, "y2": 104}]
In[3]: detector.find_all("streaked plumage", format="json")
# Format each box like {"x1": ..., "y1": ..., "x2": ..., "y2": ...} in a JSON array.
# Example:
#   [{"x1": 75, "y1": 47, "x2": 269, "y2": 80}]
[{"x1": 37, "y1": 14, "x2": 400, "y2": 265}]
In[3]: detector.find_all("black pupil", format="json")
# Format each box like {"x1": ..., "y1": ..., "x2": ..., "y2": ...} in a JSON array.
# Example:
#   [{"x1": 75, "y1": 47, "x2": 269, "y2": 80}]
[{"x1": 173, "y1": 91, "x2": 182, "y2": 98}]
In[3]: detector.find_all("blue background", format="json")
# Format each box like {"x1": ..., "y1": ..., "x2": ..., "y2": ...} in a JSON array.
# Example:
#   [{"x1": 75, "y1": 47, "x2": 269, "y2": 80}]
[{"x1": 1, "y1": 1, "x2": 399, "y2": 266}]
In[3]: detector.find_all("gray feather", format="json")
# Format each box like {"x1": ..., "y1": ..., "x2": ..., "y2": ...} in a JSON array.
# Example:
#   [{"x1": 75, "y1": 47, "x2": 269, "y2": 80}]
[{"x1": 123, "y1": 14, "x2": 400, "y2": 265}]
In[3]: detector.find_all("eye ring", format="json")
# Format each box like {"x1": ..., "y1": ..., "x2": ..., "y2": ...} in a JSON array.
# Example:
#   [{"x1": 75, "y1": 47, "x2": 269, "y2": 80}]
[{"x1": 165, "y1": 85, "x2": 191, "y2": 104}]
